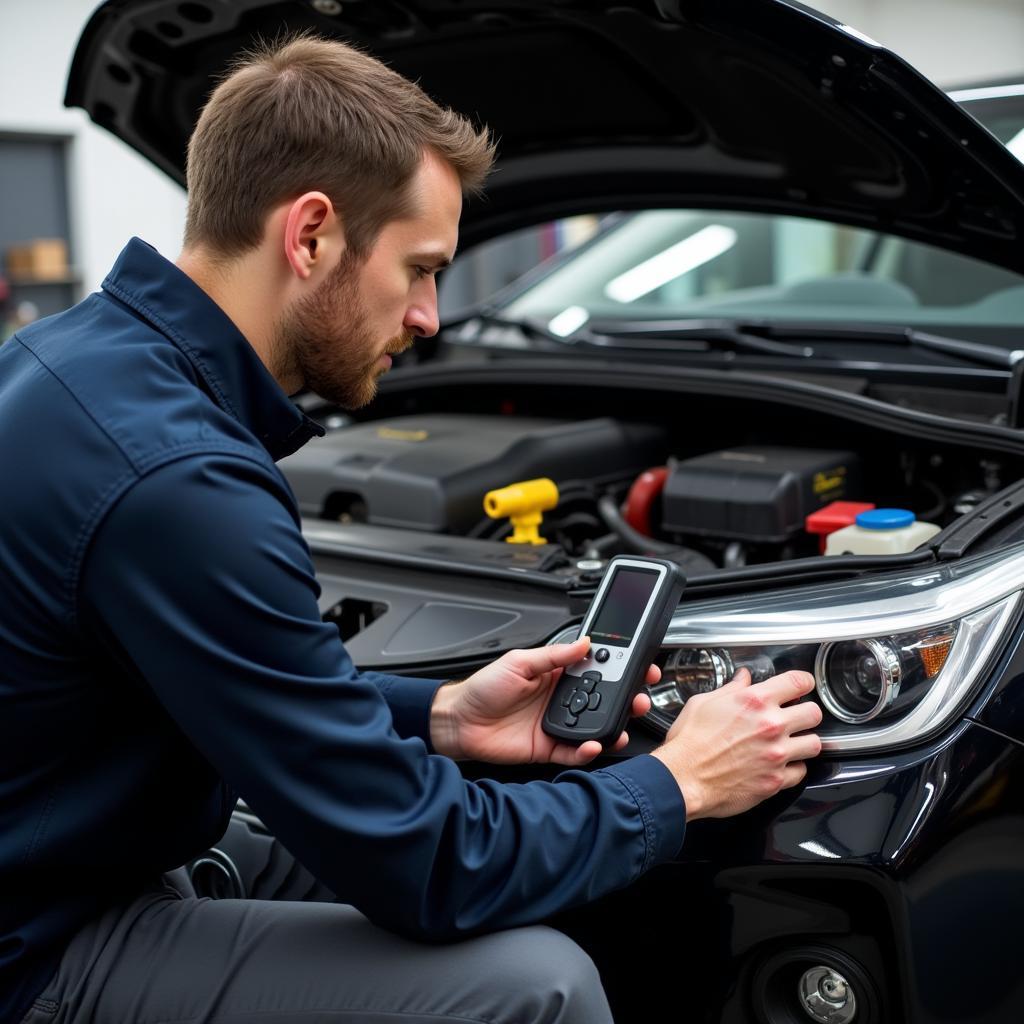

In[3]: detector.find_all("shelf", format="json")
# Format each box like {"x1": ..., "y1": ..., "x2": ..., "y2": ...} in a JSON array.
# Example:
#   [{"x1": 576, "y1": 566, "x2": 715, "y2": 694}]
[{"x1": 8, "y1": 273, "x2": 81, "y2": 287}]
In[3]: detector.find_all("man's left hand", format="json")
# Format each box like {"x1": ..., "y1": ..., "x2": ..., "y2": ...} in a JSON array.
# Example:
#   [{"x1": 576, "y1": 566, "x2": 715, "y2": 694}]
[{"x1": 429, "y1": 635, "x2": 659, "y2": 766}]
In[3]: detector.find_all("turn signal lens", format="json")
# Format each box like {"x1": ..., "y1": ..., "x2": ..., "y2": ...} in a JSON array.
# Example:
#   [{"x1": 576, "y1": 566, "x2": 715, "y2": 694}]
[{"x1": 915, "y1": 633, "x2": 955, "y2": 678}]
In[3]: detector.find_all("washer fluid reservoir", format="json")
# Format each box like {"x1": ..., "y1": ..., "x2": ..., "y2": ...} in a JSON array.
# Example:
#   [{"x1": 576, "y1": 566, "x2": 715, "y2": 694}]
[{"x1": 824, "y1": 508, "x2": 940, "y2": 555}]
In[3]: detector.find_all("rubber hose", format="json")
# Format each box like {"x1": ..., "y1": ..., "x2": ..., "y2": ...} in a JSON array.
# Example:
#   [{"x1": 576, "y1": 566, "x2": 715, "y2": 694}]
[{"x1": 597, "y1": 495, "x2": 717, "y2": 574}]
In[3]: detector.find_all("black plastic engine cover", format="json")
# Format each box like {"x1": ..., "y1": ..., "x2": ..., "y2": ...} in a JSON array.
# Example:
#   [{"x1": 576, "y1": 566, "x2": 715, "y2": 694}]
[
  {"x1": 662, "y1": 446, "x2": 861, "y2": 543},
  {"x1": 280, "y1": 414, "x2": 665, "y2": 532}
]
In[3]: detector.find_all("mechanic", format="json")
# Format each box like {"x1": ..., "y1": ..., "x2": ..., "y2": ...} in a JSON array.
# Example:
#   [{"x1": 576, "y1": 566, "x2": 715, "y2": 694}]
[{"x1": 0, "y1": 35, "x2": 822, "y2": 1024}]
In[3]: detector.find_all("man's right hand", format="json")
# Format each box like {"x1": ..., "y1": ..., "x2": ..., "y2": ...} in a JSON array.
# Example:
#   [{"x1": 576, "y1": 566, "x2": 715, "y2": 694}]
[{"x1": 650, "y1": 668, "x2": 822, "y2": 820}]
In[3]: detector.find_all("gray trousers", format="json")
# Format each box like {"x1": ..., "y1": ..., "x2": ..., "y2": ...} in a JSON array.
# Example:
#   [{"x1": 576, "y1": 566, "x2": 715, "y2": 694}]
[{"x1": 19, "y1": 871, "x2": 613, "y2": 1024}]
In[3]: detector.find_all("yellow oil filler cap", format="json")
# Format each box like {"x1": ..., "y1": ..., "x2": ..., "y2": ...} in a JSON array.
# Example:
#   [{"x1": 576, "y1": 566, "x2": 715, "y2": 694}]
[{"x1": 483, "y1": 478, "x2": 559, "y2": 545}]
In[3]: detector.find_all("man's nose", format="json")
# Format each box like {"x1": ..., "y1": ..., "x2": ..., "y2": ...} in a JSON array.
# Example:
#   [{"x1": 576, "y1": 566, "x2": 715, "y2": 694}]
[{"x1": 404, "y1": 281, "x2": 440, "y2": 338}]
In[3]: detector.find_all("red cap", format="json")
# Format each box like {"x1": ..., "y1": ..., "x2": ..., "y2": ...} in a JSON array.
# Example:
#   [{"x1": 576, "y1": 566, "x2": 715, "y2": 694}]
[{"x1": 805, "y1": 501, "x2": 876, "y2": 553}]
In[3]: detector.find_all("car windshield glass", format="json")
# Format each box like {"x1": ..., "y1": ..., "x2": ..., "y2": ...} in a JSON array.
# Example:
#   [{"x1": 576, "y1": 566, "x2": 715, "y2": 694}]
[
  {"x1": 494, "y1": 91, "x2": 1024, "y2": 341},
  {"x1": 499, "y1": 208, "x2": 1024, "y2": 335}
]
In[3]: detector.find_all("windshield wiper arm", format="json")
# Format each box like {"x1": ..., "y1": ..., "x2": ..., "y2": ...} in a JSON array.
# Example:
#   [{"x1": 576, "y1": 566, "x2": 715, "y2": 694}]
[
  {"x1": 442, "y1": 310, "x2": 811, "y2": 355},
  {"x1": 441, "y1": 312, "x2": 1016, "y2": 369},
  {"x1": 745, "y1": 321, "x2": 1023, "y2": 370},
  {"x1": 440, "y1": 310, "x2": 601, "y2": 346},
  {"x1": 582, "y1": 318, "x2": 813, "y2": 357}
]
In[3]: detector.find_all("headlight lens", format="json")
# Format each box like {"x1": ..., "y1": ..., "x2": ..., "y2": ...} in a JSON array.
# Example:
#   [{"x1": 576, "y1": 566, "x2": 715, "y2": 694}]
[{"x1": 556, "y1": 544, "x2": 1024, "y2": 754}]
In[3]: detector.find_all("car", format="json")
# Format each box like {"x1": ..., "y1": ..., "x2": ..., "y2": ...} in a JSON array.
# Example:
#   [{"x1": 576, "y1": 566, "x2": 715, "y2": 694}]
[{"x1": 65, "y1": 3, "x2": 1024, "y2": 1023}]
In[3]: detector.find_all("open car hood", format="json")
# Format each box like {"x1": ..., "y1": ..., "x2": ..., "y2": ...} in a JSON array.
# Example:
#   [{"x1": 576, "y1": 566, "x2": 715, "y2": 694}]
[{"x1": 66, "y1": 0, "x2": 1024, "y2": 272}]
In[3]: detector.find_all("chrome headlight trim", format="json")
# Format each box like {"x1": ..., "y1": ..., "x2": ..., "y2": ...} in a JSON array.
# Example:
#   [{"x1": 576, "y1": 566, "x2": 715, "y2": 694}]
[
  {"x1": 818, "y1": 596, "x2": 1016, "y2": 750},
  {"x1": 814, "y1": 637, "x2": 902, "y2": 725},
  {"x1": 666, "y1": 544, "x2": 1024, "y2": 646},
  {"x1": 656, "y1": 544, "x2": 1024, "y2": 753}
]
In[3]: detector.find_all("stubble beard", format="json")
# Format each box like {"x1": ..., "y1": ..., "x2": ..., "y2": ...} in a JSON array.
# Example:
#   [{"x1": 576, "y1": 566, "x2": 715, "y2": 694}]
[{"x1": 275, "y1": 254, "x2": 414, "y2": 410}]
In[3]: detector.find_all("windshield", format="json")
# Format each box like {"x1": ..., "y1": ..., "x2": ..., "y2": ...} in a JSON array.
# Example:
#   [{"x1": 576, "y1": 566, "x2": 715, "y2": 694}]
[
  {"x1": 493, "y1": 89, "x2": 1024, "y2": 339},
  {"x1": 500, "y1": 209, "x2": 1024, "y2": 334}
]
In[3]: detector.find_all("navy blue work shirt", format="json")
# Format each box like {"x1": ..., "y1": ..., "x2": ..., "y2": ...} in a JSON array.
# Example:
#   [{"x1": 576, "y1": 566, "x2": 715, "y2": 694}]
[{"x1": 0, "y1": 238, "x2": 686, "y2": 1021}]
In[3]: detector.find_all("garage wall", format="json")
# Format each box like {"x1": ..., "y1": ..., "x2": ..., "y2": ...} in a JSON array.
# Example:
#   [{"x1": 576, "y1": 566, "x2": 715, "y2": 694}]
[
  {"x1": 0, "y1": 1, "x2": 187, "y2": 299},
  {"x1": 811, "y1": 0, "x2": 1024, "y2": 87}
]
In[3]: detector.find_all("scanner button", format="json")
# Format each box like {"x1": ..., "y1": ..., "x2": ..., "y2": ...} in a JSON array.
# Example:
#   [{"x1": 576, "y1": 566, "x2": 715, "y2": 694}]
[
  {"x1": 581, "y1": 670, "x2": 602, "y2": 682},
  {"x1": 595, "y1": 648, "x2": 610, "y2": 663},
  {"x1": 564, "y1": 712, "x2": 579, "y2": 727},
  {"x1": 579, "y1": 677, "x2": 597, "y2": 693},
  {"x1": 561, "y1": 690, "x2": 572, "y2": 707},
  {"x1": 569, "y1": 692, "x2": 590, "y2": 715},
  {"x1": 587, "y1": 691, "x2": 602, "y2": 711}
]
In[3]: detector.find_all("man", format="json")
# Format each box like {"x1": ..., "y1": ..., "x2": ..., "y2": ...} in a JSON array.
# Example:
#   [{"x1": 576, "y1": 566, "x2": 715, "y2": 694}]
[{"x1": 0, "y1": 36, "x2": 822, "y2": 1024}]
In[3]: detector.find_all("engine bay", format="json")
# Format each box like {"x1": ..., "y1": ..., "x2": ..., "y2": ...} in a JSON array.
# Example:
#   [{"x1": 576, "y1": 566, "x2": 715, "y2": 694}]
[{"x1": 281, "y1": 407, "x2": 1012, "y2": 575}]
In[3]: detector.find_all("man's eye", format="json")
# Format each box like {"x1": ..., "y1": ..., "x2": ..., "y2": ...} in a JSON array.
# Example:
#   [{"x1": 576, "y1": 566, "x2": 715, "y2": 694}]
[{"x1": 413, "y1": 266, "x2": 432, "y2": 280}]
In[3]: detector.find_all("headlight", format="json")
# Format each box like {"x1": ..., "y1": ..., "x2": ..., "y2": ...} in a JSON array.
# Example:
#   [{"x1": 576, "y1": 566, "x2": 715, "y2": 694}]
[{"x1": 556, "y1": 545, "x2": 1023, "y2": 754}]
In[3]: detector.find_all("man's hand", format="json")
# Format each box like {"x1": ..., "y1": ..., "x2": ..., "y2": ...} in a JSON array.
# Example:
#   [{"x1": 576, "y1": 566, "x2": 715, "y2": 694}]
[
  {"x1": 651, "y1": 668, "x2": 822, "y2": 819},
  {"x1": 430, "y1": 635, "x2": 659, "y2": 766}
]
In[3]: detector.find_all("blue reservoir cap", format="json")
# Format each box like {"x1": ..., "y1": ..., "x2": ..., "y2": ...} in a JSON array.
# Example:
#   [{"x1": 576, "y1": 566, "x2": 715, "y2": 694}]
[{"x1": 856, "y1": 508, "x2": 916, "y2": 530}]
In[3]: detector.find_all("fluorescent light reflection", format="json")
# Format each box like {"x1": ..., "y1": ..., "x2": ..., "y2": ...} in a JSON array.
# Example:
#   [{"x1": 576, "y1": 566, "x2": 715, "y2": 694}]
[
  {"x1": 547, "y1": 305, "x2": 591, "y2": 338},
  {"x1": 798, "y1": 840, "x2": 842, "y2": 859},
  {"x1": 1007, "y1": 127, "x2": 1024, "y2": 164},
  {"x1": 605, "y1": 225, "x2": 738, "y2": 303},
  {"x1": 837, "y1": 24, "x2": 881, "y2": 47},
  {"x1": 948, "y1": 83, "x2": 1024, "y2": 102}
]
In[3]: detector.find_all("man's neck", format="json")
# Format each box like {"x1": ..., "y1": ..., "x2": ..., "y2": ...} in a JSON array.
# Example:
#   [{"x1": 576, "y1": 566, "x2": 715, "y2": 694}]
[{"x1": 176, "y1": 247, "x2": 298, "y2": 394}]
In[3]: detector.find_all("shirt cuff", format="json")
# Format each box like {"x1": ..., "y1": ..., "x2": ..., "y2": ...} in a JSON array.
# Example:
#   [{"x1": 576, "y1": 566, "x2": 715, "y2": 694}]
[
  {"x1": 367, "y1": 673, "x2": 447, "y2": 751},
  {"x1": 597, "y1": 754, "x2": 687, "y2": 868}
]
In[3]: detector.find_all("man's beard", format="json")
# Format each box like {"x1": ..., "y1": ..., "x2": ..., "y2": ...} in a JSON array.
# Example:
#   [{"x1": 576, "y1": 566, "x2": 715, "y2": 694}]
[{"x1": 274, "y1": 254, "x2": 413, "y2": 410}]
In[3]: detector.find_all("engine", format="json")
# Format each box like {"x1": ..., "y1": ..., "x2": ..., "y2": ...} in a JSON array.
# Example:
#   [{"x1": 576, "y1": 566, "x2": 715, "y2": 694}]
[{"x1": 280, "y1": 412, "x2": 983, "y2": 574}]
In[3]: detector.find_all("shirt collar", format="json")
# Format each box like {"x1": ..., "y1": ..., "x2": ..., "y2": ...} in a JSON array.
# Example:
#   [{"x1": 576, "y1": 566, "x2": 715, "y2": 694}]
[{"x1": 101, "y1": 237, "x2": 325, "y2": 461}]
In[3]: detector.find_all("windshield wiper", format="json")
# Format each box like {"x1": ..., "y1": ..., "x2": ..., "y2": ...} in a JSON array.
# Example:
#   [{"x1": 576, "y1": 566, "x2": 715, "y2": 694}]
[
  {"x1": 581, "y1": 318, "x2": 813, "y2": 357},
  {"x1": 442, "y1": 312, "x2": 811, "y2": 356},
  {"x1": 443, "y1": 312, "x2": 1022, "y2": 370},
  {"x1": 440, "y1": 310, "x2": 596, "y2": 346},
  {"x1": 716, "y1": 320, "x2": 1022, "y2": 370}
]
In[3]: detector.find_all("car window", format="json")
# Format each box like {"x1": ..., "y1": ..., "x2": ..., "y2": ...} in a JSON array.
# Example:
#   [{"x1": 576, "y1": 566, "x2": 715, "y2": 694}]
[
  {"x1": 439, "y1": 87, "x2": 1024, "y2": 339},
  {"x1": 499, "y1": 209, "x2": 1024, "y2": 331}
]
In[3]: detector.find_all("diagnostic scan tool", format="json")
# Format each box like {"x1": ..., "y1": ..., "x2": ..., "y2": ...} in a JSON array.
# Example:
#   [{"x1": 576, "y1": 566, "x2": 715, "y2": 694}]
[{"x1": 544, "y1": 556, "x2": 685, "y2": 746}]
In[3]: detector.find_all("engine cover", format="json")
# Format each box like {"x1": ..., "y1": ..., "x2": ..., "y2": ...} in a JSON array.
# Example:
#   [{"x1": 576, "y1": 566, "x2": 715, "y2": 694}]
[
  {"x1": 662, "y1": 446, "x2": 861, "y2": 543},
  {"x1": 281, "y1": 414, "x2": 665, "y2": 532}
]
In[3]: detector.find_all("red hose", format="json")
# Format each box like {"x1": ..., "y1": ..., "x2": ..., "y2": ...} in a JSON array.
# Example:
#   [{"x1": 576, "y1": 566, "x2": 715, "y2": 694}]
[{"x1": 622, "y1": 466, "x2": 669, "y2": 537}]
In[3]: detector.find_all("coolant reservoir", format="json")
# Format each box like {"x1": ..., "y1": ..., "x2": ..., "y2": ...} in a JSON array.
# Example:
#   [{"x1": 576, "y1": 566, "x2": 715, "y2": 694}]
[{"x1": 824, "y1": 508, "x2": 940, "y2": 556}]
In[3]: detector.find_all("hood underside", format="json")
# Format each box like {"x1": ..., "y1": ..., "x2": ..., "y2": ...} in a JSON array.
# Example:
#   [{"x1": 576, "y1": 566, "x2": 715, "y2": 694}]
[{"x1": 66, "y1": 0, "x2": 1024, "y2": 272}]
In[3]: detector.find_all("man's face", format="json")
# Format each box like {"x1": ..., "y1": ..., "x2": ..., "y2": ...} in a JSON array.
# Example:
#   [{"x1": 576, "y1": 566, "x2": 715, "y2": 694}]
[{"x1": 278, "y1": 150, "x2": 462, "y2": 409}]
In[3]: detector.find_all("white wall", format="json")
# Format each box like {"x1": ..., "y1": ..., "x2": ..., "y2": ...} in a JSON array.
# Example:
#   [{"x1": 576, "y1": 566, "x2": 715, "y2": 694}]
[
  {"x1": 0, "y1": 0, "x2": 187, "y2": 298},
  {"x1": 812, "y1": 0, "x2": 1024, "y2": 87}
]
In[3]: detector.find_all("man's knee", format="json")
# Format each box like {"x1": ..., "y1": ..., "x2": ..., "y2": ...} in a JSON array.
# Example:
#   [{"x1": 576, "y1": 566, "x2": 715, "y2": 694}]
[{"x1": 486, "y1": 925, "x2": 611, "y2": 1024}]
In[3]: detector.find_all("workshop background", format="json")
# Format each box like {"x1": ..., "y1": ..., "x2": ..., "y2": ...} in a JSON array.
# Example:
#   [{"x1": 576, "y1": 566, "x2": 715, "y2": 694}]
[{"x1": 1, "y1": 0, "x2": 1023, "y2": 338}]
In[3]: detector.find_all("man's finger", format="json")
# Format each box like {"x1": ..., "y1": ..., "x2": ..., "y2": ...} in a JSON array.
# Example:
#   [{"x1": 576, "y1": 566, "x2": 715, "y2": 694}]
[
  {"x1": 755, "y1": 670, "x2": 816, "y2": 706},
  {"x1": 549, "y1": 738, "x2": 602, "y2": 766},
  {"x1": 784, "y1": 734, "x2": 822, "y2": 763},
  {"x1": 645, "y1": 663, "x2": 661, "y2": 684},
  {"x1": 511, "y1": 635, "x2": 590, "y2": 677},
  {"x1": 723, "y1": 666, "x2": 752, "y2": 688},
  {"x1": 631, "y1": 691, "x2": 652, "y2": 718},
  {"x1": 782, "y1": 699, "x2": 823, "y2": 734},
  {"x1": 779, "y1": 761, "x2": 808, "y2": 791}
]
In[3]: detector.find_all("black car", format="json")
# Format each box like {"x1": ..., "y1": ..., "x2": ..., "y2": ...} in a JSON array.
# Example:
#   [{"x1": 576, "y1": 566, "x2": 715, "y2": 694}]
[{"x1": 66, "y1": 3, "x2": 1024, "y2": 1023}]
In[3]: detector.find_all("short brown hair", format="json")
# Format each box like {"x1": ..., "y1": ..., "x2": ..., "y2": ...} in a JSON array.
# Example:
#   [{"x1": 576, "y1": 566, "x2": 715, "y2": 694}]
[{"x1": 183, "y1": 34, "x2": 494, "y2": 259}]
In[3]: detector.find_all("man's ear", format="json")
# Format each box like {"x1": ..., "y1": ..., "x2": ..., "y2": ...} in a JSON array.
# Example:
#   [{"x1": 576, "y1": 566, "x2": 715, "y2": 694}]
[{"x1": 282, "y1": 192, "x2": 344, "y2": 280}]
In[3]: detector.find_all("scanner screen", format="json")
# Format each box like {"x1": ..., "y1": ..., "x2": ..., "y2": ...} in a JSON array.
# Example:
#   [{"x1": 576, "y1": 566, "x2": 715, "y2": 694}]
[{"x1": 589, "y1": 567, "x2": 659, "y2": 647}]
